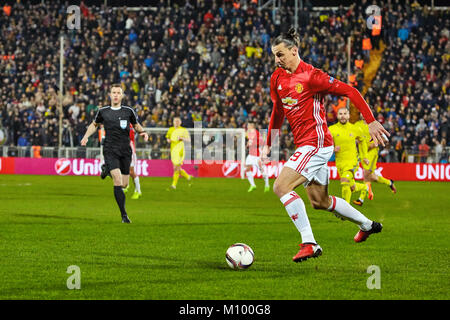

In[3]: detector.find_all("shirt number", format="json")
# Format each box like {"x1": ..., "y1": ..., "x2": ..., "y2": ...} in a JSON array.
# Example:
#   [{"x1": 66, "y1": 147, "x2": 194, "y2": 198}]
[{"x1": 289, "y1": 151, "x2": 302, "y2": 162}]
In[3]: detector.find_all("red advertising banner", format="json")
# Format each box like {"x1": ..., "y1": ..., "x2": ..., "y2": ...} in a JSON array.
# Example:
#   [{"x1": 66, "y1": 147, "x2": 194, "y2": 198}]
[
  {"x1": 326, "y1": 162, "x2": 450, "y2": 182},
  {"x1": 0, "y1": 157, "x2": 449, "y2": 181},
  {"x1": 197, "y1": 161, "x2": 450, "y2": 182},
  {"x1": 2, "y1": 157, "x2": 198, "y2": 177},
  {"x1": 0, "y1": 157, "x2": 14, "y2": 174}
]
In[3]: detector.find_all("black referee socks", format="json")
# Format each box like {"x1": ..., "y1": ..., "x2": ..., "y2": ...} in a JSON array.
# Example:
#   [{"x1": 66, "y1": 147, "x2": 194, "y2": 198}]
[{"x1": 113, "y1": 186, "x2": 128, "y2": 218}]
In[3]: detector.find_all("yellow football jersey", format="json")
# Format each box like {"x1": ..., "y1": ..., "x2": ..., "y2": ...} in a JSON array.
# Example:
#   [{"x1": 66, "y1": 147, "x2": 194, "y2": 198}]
[
  {"x1": 354, "y1": 120, "x2": 379, "y2": 155},
  {"x1": 166, "y1": 126, "x2": 189, "y2": 150},
  {"x1": 353, "y1": 120, "x2": 370, "y2": 144},
  {"x1": 329, "y1": 122, "x2": 367, "y2": 168}
]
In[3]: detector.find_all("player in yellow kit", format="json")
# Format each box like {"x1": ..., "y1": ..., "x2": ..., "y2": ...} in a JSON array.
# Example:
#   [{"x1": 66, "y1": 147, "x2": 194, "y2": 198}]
[
  {"x1": 354, "y1": 116, "x2": 397, "y2": 205},
  {"x1": 166, "y1": 117, "x2": 193, "y2": 189},
  {"x1": 329, "y1": 108, "x2": 369, "y2": 204}
]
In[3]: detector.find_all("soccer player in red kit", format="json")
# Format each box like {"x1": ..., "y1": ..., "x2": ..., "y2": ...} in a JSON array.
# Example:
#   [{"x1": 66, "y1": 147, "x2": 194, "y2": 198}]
[
  {"x1": 245, "y1": 122, "x2": 270, "y2": 192},
  {"x1": 261, "y1": 28, "x2": 390, "y2": 262},
  {"x1": 123, "y1": 124, "x2": 142, "y2": 199}
]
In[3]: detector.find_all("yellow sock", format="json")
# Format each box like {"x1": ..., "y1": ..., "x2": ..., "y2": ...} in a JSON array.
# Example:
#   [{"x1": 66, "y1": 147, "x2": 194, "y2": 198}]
[
  {"x1": 377, "y1": 176, "x2": 391, "y2": 186},
  {"x1": 355, "y1": 183, "x2": 367, "y2": 201},
  {"x1": 342, "y1": 185, "x2": 352, "y2": 203},
  {"x1": 180, "y1": 169, "x2": 190, "y2": 180},
  {"x1": 172, "y1": 171, "x2": 180, "y2": 187}
]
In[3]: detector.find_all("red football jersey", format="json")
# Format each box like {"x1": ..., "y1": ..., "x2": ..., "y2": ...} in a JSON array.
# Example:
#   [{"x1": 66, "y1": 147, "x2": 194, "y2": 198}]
[
  {"x1": 267, "y1": 59, "x2": 375, "y2": 148},
  {"x1": 247, "y1": 129, "x2": 262, "y2": 157}
]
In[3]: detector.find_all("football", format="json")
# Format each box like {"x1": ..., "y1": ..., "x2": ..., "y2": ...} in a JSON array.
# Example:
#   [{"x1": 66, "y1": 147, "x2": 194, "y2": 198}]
[{"x1": 225, "y1": 243, "x2": 254, "y2": 270}]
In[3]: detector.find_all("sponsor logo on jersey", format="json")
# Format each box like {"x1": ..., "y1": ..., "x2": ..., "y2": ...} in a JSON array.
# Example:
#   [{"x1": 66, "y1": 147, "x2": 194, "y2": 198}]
[
  {"x1": 281, "y1": 97, "x2": 298, "y2": 107},
  {"x1": 295, "y1": 83, "x2": 303, "y2": 93}
]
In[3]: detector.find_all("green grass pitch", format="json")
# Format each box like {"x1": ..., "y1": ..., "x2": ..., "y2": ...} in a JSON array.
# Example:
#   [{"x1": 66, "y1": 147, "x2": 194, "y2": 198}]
[{"x1": 0, "y1": 174, "x2": 448, "y2": 300}]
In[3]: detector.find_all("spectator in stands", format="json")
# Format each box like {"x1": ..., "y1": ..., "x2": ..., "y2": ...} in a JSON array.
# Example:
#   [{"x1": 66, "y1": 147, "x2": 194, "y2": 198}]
[{"x1": 418, "y1": 138, "x2": 431, "y2": 163}]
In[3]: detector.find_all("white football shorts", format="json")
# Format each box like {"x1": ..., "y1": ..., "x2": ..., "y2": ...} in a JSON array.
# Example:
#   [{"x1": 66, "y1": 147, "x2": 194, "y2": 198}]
[
  {"x1": 245, "y1": 154, "x2": 261, "y2": 167},
  {"x1": 283, "y1": 145, "x2": 334, "y2": 187}
]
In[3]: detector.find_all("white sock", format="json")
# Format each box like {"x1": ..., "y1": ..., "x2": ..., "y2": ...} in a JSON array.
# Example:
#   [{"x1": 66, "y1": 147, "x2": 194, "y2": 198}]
[
  {"x1": 246, "y1": 171, "x2": 255, "y2": 187},
  {"x1": 263, "y1": 174, "x2": 269, "y2": 187},
  {"x1": 328, "y1": 195, "x2": 372, "y2": 231},
  {"x1": 261, "y1": 167, "x2": 269, "y2": 187},
  {"x1": 280, "y1": 192, "x2": 316, "y2": 244},
  {"x1": 133, "y1": 176, "x2": 141, "y2": 193}
]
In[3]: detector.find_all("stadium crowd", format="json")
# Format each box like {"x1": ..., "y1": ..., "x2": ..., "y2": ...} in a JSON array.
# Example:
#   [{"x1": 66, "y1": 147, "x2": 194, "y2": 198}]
[{"x1": 0, "y1": 0, "x2": 448, "y2": 163}]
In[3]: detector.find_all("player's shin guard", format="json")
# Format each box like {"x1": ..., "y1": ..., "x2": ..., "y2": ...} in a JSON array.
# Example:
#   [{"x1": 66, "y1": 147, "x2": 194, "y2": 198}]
[
  {"x1": 113, "y1": 186, "x2": 128, "y2": 218},
  {"x1": 328, "y1": 195, "x2": 372, "y2": 231},
  {"x1": 280, "y1": 192, "x2": 316, "y2": 244}
]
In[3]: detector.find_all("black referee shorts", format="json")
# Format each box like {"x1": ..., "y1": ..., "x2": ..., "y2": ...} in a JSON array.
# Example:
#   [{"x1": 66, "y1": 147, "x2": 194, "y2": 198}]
[{"x1": 103, "y1": 147, "x2": 131, "y2": 175}]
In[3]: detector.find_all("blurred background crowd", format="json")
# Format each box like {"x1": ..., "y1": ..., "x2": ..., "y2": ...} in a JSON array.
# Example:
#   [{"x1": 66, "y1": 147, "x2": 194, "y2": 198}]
[{"x1": 0, "y1": 0, "x2": 449, "y2": 163}]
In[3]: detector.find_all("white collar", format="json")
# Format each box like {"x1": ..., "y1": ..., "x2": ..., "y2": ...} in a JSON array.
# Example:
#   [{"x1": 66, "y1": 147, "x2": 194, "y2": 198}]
[{"x1": 111, "y1": 105, "x2": 121, "y2": 110}]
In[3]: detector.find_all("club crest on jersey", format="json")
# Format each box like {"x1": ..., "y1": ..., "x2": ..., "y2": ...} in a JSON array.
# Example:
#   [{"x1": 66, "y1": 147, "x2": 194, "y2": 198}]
[
  {"x1": 120, "y1": 120, "x2": 127, "y2": 129},
  {"x1": 295, "y1": 83, "x2": 303, "y2": 93}
]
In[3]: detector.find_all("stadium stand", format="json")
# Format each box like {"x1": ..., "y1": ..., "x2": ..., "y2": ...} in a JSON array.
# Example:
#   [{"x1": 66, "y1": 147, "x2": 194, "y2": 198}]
[{"x1": 0, "y1": 0, "x2": 448, "y2": 163}]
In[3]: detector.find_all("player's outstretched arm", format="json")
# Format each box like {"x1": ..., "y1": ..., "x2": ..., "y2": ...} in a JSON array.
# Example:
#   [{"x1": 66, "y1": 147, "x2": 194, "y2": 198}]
[
  {"x1": 81, "y1": 121, "x2": 99, "y2": 146},
  {"x1": 309, "y1": 69, "x2": 390, "y2": 146}
]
